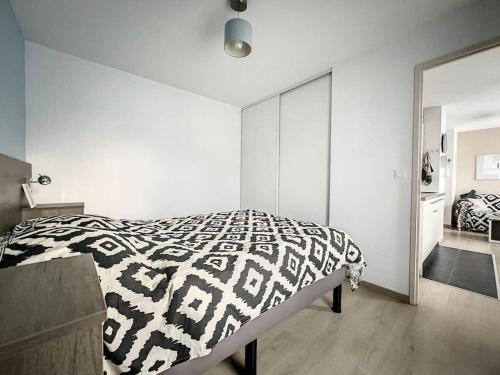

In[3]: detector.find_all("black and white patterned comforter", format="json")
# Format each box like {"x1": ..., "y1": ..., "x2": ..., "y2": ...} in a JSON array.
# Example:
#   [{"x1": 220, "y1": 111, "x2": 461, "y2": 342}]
[
  {"x1": 1, "y1": 210, "x2": 366, "y2": 374},
  {"x1": 454, "y1": 194, "x2": 500, "y2": 232}
]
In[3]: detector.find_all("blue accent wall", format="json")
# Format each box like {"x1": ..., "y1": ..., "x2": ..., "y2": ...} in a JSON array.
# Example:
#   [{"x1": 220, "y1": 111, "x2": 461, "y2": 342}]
[{"x1": 0, "y1": 1, "x2": 25, "y2": 160}]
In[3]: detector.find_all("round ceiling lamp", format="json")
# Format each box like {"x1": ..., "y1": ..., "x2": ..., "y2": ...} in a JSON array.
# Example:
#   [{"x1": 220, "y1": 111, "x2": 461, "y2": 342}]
[{"x1": 224, "y1": 0, "x2": 252, "y2": 58}]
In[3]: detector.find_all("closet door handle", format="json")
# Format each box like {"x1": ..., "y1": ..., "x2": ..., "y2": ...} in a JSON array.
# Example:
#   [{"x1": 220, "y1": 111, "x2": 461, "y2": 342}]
[{"x1": 430, "y1": 198, "x2": 444, "y2": 204}]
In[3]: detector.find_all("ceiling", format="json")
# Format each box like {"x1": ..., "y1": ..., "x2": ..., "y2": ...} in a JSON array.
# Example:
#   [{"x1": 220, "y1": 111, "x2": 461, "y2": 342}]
[
  {"x1": 11, "y1": 0, "x2": 476, "y2": 107},
  {"x1": 423, "y1": 45, "x2": 500, "y2": 132}
]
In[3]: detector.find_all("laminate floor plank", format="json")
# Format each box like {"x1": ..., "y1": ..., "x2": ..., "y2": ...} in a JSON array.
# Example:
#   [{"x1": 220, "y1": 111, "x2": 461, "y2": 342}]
[{"x1": 205, "y1": 277, "x2": 500, "y2": 375}]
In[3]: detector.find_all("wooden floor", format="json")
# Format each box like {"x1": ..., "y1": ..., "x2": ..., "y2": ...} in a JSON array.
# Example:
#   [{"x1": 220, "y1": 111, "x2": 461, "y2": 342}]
[{"x1": 207, "y1": 279, "x2": 500, "y2": 374}]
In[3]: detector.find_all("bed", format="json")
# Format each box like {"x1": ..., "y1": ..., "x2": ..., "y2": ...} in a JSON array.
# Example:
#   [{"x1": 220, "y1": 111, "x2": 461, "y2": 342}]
[
  {"x1": 0, "y1": 153, "x2": 366, "y2": 375},
  {"x1": 454, "y1": 194, "x2": 500, "y2": 232}
]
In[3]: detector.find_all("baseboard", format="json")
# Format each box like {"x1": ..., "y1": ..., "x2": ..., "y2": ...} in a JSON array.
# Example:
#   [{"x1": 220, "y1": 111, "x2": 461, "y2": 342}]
[
  {"x1": 361, "y1": 281, "x2": 410, "y2": 304},
  {"x1": 444, "y1": 224, "x2": 452, "y2": 229}
]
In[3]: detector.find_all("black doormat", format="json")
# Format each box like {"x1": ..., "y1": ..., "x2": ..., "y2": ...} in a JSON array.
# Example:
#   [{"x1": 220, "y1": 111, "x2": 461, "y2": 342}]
[{"x1": 423, "y1": 245, "x2": 498, "y2": 299}]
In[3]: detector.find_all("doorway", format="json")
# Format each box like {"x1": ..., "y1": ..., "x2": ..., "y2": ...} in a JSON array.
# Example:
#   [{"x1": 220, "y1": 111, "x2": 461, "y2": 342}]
[{"x1": 410, "y1": 36, "x2": 500, "y2": 305}]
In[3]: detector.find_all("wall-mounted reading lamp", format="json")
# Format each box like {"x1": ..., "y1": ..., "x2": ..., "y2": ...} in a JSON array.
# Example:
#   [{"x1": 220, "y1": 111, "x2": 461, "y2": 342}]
[
  {"x1": 22, "y1": 174, "x2": 52, "y2": 209},
  {"x1": 30, "y1": 174, "x2": 52, "y2": 186}
]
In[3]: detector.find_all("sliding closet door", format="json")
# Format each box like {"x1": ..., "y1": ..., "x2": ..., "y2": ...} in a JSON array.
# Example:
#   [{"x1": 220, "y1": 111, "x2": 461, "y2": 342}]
[
  {"x1": 278, "y1": 74, "x2": 331, "y2": 224},
  {"x1": 241, "y1": 96, "x2": 279, "y2": 213}
]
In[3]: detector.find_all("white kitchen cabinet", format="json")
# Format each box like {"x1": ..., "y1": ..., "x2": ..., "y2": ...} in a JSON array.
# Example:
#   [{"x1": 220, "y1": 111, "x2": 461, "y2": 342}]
[{"x1": 419, "y1": 194, "x2": 445, "y2": 274}]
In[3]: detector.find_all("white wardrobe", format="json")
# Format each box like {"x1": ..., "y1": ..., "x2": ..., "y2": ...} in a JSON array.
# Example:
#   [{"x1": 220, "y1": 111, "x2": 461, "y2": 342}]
[{"x1": 241, "y1": 73, "x2": 332, "y2": 225}]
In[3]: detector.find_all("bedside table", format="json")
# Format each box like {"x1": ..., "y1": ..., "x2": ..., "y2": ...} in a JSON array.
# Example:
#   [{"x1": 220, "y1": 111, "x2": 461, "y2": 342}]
[
  {"x1": 0, "y1": 254, "x2": 106, "y2": 374},
  {"x1": 22, "y1": 202, "x2": 84, "y2": 221}
]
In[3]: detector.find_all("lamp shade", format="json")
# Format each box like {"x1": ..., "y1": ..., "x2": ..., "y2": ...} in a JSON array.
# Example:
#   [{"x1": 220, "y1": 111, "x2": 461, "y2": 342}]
[
  {"x1": 38, "y1": 175, "x2": 51, "y2": 185},
  {"x1": 224, "y1": 18, "x2": 252, "y2": 58},
  {"x1": 32, "y1": 174, "x2": 51, "y2": 185}
]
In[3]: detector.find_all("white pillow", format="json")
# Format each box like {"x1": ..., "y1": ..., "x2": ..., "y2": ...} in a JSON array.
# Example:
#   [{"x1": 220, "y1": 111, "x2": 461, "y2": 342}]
[{"x1": 468, "y1": 198, "x2": 490, "y2": 213}]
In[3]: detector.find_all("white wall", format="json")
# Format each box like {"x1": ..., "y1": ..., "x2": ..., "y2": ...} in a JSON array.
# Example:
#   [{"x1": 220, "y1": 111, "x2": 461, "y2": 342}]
[
  {"x1": 26, "y1": 42, "x2": 241, "y2": 220},
  {"x1": 456, "y1": 127, "x2": 500, "y2": 197},
  {"x1": 444, "y1": 128, "x2": 457, "y2": 226},
  {"x1": 330, "y1": 1, "x2": 500, "y2": 295}
]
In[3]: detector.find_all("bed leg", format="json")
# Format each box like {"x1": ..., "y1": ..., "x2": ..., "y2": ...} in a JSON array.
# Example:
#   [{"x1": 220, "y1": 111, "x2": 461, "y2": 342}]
[
  {"x1": 332, "y1": 284, "x2": 342, "y2": 313},
  {"x1": 245, "y1": 339, "x2": 257, "y2": 375}
]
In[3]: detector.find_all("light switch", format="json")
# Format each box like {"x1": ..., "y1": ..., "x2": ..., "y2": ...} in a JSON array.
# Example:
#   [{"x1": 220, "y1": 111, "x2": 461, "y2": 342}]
[{"x1": 394, "y1": 169, "x2": 408, "y2": 180}]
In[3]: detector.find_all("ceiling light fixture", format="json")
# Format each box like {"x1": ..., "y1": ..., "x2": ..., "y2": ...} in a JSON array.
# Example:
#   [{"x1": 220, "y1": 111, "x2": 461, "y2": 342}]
[{"x1": 224, "y1": 0, "x2": 252, "y2": 58}]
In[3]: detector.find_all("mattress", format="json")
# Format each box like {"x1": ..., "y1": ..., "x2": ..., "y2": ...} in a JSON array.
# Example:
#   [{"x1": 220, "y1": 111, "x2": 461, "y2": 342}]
[{"x1": 1, "y1": 210, "x2": 366, "y2": 374}]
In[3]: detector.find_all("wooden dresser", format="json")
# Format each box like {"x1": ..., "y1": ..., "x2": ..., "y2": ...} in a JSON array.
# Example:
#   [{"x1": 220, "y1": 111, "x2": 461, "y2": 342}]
[
  {"x1": 21, "y1": 202, "x2": 84, "y2": 221},
  {"x1": 0, "y1": 255, "x2": 106, "y2": 374}
]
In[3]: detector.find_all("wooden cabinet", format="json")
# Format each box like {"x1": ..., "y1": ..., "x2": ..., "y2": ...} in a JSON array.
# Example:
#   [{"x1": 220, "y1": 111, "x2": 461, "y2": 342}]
[
  {"x1": 21, "y1": 202, "x2": 84, "y2": 221},
  {"x1": 0, "y1": 255, "x2": 106, "y2": 374},
  {"x1": 419, "y1": 194, "x2": 445, "y2": 274}
]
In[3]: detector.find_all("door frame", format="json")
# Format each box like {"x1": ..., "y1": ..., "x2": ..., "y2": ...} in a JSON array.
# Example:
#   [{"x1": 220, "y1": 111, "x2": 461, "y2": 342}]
[{"x1": 409, "y1": 35, "x2": 500, "y2": 305}]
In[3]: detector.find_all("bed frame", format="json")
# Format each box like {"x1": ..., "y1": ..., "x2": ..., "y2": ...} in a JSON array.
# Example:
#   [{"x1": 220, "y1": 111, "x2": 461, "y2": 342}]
[
  {"x1": 161, "y1": 272, "x2": 343, "y2": 375},
  {"x1": 0, "y1": 152, "x2": 344, "y2": 375}
]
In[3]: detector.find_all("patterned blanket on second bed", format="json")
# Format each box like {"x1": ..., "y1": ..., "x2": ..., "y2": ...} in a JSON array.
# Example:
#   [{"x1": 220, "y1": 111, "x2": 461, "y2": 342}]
[{"x1": 1, "y1": 210, "x2": 366, "y2": 374}]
